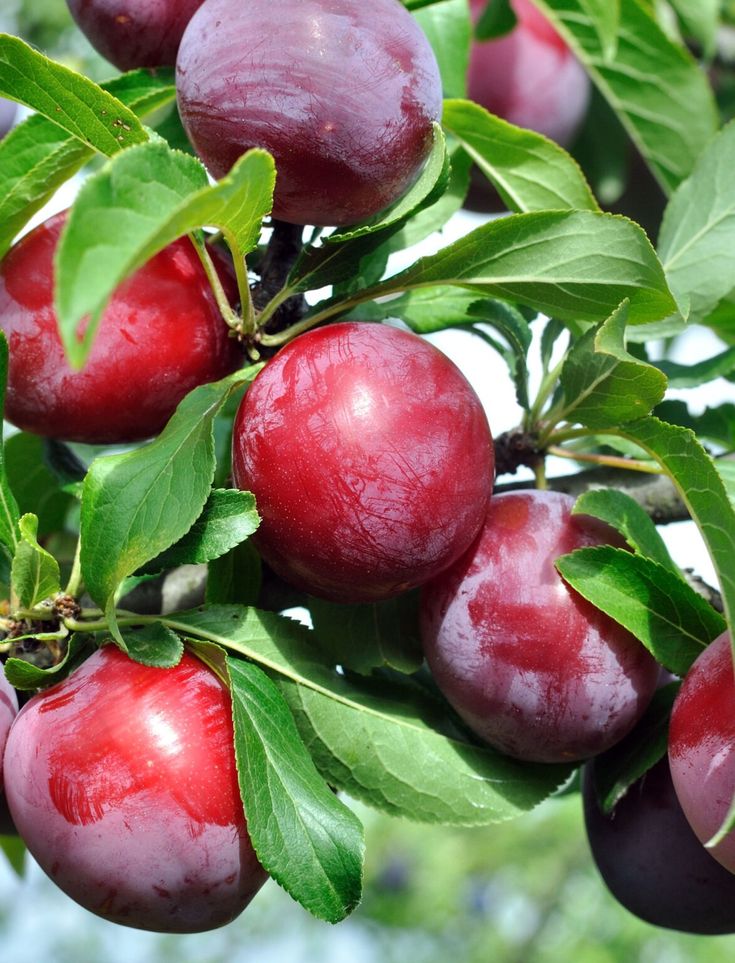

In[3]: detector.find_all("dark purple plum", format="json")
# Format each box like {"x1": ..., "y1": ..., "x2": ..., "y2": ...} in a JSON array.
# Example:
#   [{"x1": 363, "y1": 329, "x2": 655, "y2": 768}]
[
  {"x1": 176, "y1": 0, "x2": 443, "y2": 226},
  {"x1": 66, "y1": 0, "x2": 205, "y2": 70},
  {"x1": 669, "y1": 631, "x2": 735, "y2": 874},
  {"x1": 232, "y1": 322, "x2": 494, "y2": 604},
  {"x1": 421, "y1": 490, "x2": 659, "y2": 763},
  {"x1": 584, "y1": 756, "x2": 735, "y2": 934}
]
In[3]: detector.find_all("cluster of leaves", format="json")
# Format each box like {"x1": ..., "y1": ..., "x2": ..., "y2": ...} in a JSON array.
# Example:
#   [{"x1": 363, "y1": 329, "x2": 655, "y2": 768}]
[{"x1": 1, "y1": 0, "x2": 735, "y2": 925}]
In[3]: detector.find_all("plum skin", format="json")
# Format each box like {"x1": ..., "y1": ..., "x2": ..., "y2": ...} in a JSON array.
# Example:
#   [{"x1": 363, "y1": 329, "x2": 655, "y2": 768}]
[
  {"x1": 3, "y1": 646, "x2": 268, "y2": 933},
  {"x1": 0, "y1": 211, "x2": 242, "y2": 444},
  {"x1": 0, "y1": 669, "x2": 18, "y2": 796},
  {"x1": 584, "y1": 756, "x2": 735, "y2": 934},
  {"x1": 232, "y1": 322, "x2": 495, "y2": 604},
  {"x1": 669, "y1": 631, "x2": 735, "y2": 874},
  {"x1": 176, "y1": 0, "x2": 443, "y2": 226},
  {"x1": 66, "y1": 0, "x2": 205, "y2": 71},
  {"x1": 421, "y1": 491, "x2": 659, "y2": 763},
  {"x1": 468, "y1": 0, "x2": 590, "y2": 146}
]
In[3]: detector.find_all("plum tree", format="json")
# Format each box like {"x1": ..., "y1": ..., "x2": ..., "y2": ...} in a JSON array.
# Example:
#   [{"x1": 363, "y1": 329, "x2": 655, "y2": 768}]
[
  {"x1": 175, "y1": 0, "x2": 443, "y2": 226},
  {"x1": 468, "y1": 0, "x2": 590, "y2": 145},
  {"x1": 1, "y1": 0, "x2": 735, "y2": 943},
  {"x1": 669, "y1": 632, "x2": 735, "y2": 874},
  {"x1": 421, "y1": 491, "x2": 660, "y2": 763},
  {"x1": 2, "y1": 646, "x2": 268, "y2": 932},
  {"x1": 583, "y1": 756, "x2": 735, "y2": 934},
  {"x1": 0, "y1": 211, "x2": 243, "y2": 443},
  {"x1": 66, "y1": 0, "x2": 205, "y2": 70},
  {"x1": 232, "y1": 322, "x2": 494, "y2": 603}
]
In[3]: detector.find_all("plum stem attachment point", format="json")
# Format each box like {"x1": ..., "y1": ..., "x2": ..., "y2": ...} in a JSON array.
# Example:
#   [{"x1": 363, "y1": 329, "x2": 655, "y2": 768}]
[{"x1": 192, "y1": 232, "x2": 246, "y2": 333}]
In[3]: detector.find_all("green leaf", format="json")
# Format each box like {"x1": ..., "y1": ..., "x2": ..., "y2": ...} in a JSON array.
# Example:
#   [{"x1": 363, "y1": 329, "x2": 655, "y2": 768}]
[
  {"x1": 617, "y1": 417, "x2": 735, "y2": 651},
  {"x1": 556, "y1": 546, "x2": 724, "y2": 675},
  {"x1": 80, "y1": 367, "x2": 262, "y2": 618},
  {"x1": 121, "y1": 622, "x2": 184, "y2": 668},
  {"x1": 170, "y1": 606, "x2": 573, "y2": 825},
  {"x1": 579, "y1": 0, "x2": 620, "y2": 59},
  {"x1": 0, "y1": 334, "x2": 20, "y2": 568},
  {"x1": 475, "y1": 0, "x2": 517, "y2": 39},
  {"x1": 315, "y1": 211, "x2": 676, "y2": 329},
  {"x1": 5, "y1": 434, "x2": 74, "y2": 537},
  {"x1": 206, "y1": 541, "x2": 262, "y2": 607},
  {"x1": 414, "y1": 0, "x2": 471, "y2": 99},
  {"x1": 0, "y1": 69, "x2": 176, "y2": 259},
  {"x1": 667, "y1": 0, "x2": 719, "y2": 58},
  {"x1": 3, "y1": 634, "x2": 94, "y2": 690},
  {"x1": 571, "y1": 488, "x2": 680, "y2": 575},
  {"x1": 442, "y1": 99, "x2": 599, "y2": 213},
  {"x1": 532, "y1": 0, "x2": 718, "y2": 193},
  {"x1": 590, "y1": 682, "x2": 679, "y2": 814},
  {"x1": 658, "y1": 122, "x2": 735, "y2": 326},
  {"x1": 0, "y1": 34, "x2": 147, "y2": 155},
  {"x1": 227, "y1": 657, "x2": 363, "y2": 923},
  {"x1": 11, "y1": 514, "x2": 61, "y2": 611},
  {"x1": 309, "y1": 592, "x2": 423, "y2": 675},
  {"x1": 558, "y1": 301, "x2": 668, "y2": 427},
  {"x1": 142, "y1": 489, "x2": 260, "y2": 575},
  {"x1": 56, "y1": 141, "x2": 274, "y2": 366}
]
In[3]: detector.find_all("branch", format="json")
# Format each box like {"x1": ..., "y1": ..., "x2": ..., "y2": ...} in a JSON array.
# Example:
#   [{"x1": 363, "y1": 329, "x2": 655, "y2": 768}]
[{"x1": 495, "y1": 465, "x2": 688, "y2": 525}]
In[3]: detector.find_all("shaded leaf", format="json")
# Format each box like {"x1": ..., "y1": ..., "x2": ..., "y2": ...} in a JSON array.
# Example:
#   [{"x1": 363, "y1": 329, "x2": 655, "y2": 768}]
[
  {"x1": 533, "y1": 0, "x2": 718, "y2": 193},
  {"x1": 121, "y1": 622, "x2": 184, "y2": 668},
  {"x1": 142, "y1": 489, "x2": 260, "y2": 574},
  {"x1": 228, "y1": 657, "x2": 364, "y2": 922}
]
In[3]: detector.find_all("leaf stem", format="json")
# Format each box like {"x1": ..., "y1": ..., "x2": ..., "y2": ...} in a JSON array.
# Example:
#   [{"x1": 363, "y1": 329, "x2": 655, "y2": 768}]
[
  {"x1": 546, "y1": 444, "x2": 663, "y2": 474},
  {"x1": 65, "y1": 537, "x2": 83, "y2": 598}
]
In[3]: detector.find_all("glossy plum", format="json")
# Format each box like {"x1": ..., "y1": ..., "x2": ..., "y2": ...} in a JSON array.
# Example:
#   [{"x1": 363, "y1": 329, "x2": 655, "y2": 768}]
[
  {"x1": 0, "y1": 211, "x2": 242, "y2": 444},
  {"x1": 176, "y1": 0, "x2": 443, "y2": 226},
  {"x1": 669, "y1": 631, "x2": 735, "y2": 874},
  {"x1": 584, "y1": 756, "x2": 735, "y2": 933},
  {"x1": 468, "y1": 0, "x2": 590, "y2": 145},
  {"x1": 421, "y1": 491, "x2": 659, "y2": 763},
  {"x1": 3, "y1": 646, "x2": 268, "y2": 932},
  {"x1": 232, "y1": 322, "x2": 495, "y2": 604},
  {"x1": 66, "y1": 0, "x2": 205, "y2": 71},
  {"x1": 0, "y1": 669, "x2": 18, "y2": 795}
]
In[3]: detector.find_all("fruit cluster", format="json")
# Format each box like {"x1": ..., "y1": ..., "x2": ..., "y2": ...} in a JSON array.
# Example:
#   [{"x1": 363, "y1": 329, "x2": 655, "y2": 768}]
[{"x1": 0, "y1": 0, "x2": 732, "y2": 944}]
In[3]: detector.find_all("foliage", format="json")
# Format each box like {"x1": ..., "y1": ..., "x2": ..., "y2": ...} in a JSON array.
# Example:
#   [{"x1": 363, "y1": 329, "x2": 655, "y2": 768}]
[{"x1": 0, "y1": 0, "x2": 735, "y2": 943}]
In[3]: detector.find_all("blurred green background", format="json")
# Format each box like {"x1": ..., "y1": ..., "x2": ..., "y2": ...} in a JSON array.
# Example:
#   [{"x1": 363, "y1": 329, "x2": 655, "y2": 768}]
[
  {"x1": 4, "y1": 792, "x2": 735, "y2": 961},
  {"x1": 2, "y1": 2, "x2": 735, "y2": 959}
]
